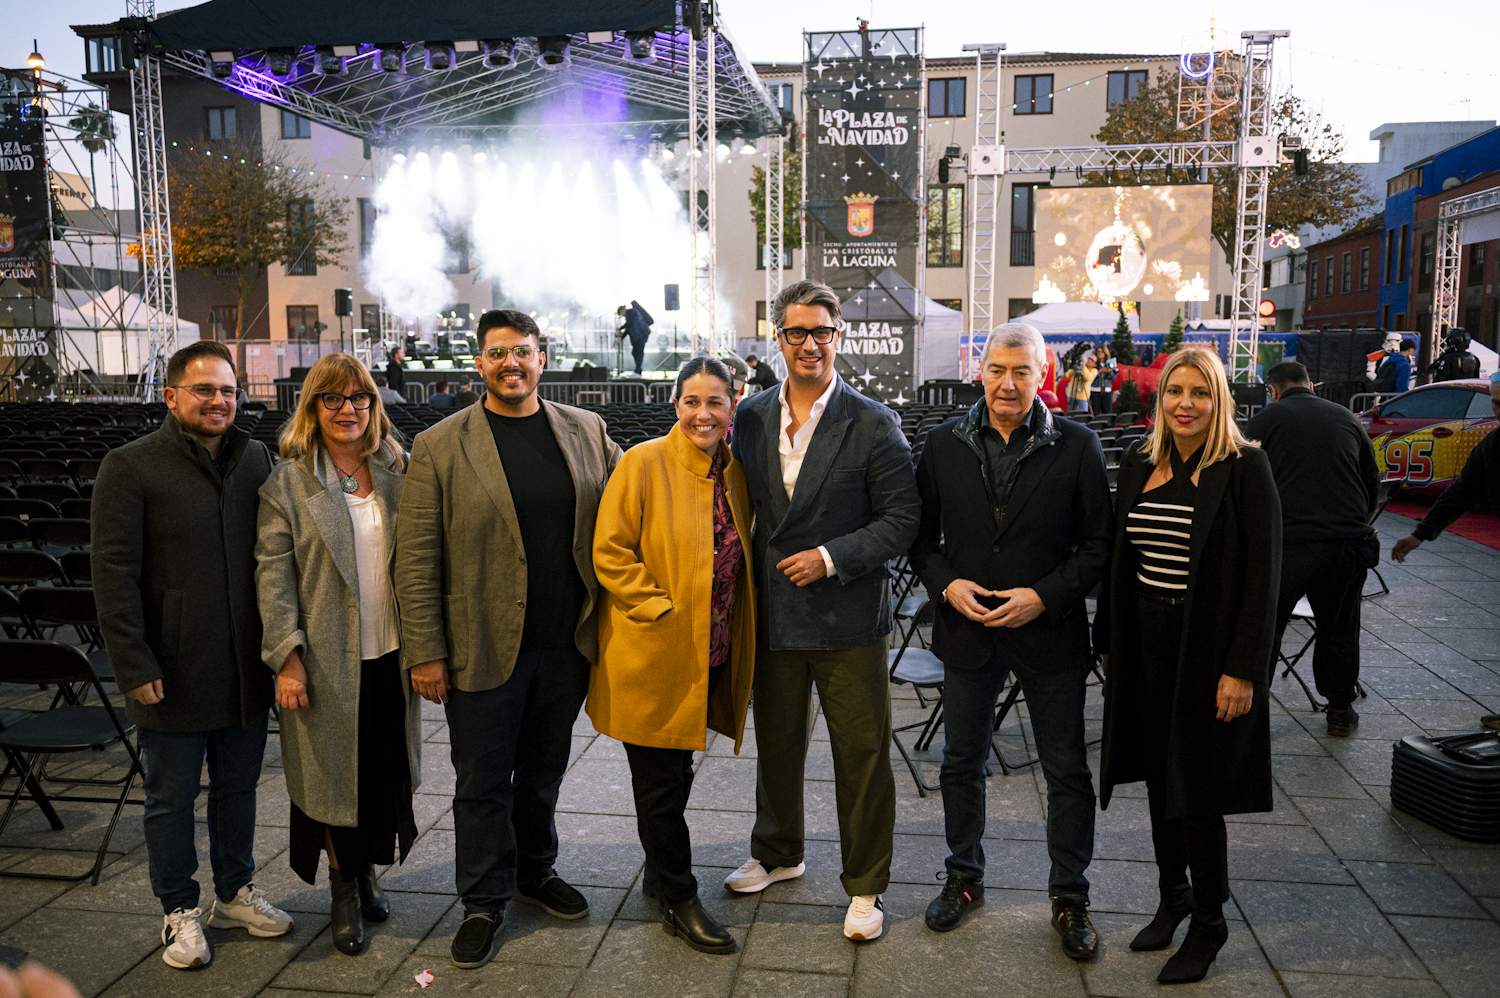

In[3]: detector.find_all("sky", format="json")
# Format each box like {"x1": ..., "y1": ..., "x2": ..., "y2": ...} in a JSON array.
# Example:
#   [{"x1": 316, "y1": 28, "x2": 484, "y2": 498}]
[{"x1": 14, "y1": 0, "x2": 1500, "y2": 164}]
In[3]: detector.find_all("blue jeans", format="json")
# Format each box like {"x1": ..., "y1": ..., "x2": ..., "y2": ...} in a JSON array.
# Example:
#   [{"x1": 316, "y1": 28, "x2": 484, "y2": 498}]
[
  {"x1": 939, "y1": 657, "x2": 1094, "y2": 901},
  {"x1": 138, "y1": 714, "x2": 269, "y2": 913}
]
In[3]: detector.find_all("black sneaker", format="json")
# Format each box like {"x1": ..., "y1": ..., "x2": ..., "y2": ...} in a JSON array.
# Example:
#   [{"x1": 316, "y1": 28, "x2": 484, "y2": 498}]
[
  {"x1": 1326, "y1": 706, "x2": 1360, "y2": 737},
  {"x1": 450, "y1": 911, "x2": 501, "y2": 970},
  {"x1": 1051, "y1": 899, "x2": 1099, "y2": 960},
  {"x1": 925, "y1": 875, "x2": 985, "y2": 932},
  {"x1": 515, "y1": 874, "x2": 589, "y2": 920}
]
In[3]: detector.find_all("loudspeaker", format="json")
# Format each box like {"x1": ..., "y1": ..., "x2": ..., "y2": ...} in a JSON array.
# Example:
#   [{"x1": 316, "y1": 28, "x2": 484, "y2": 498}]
[
  {"x1": 334, "y1": 288, "x2": 353, "y2": 317},
  {"x1": 664, "y1": 284, "x2": 680, "y2": 311}
]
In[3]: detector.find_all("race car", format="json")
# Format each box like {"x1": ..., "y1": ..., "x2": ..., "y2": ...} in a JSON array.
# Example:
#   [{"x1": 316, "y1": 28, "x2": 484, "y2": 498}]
[{"x1": 1358, "y1": 379, "x2": 1497, "y2": 491}]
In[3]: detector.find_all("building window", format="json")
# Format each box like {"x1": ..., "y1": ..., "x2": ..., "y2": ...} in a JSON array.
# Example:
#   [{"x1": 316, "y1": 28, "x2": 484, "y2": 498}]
[
  {"x1": 86, "y1": 36, "x2": 121, "y2": 74},
  {"x1": 926, "y1": 185, "x2": 964, "y2": 267},
  {"x1": 1013, "y1": 74, "x2": 1053, "y2": 115},
  {"x1": 1394, "y1": 312, "x2": 1407, "y2": 331},
  {"x1": 1398, "y1": 224, "x2": 1409, "y2": 284},
  {"x1": 757, "y1": 243, "x2": 793, "y2": 270},
  {"x1": 1465, "y1": 306, "x2": 1482, "y2": 335},
  {"x1": 1308, "y1": 259, "x2": 1318, "y2": 300},
  {"x1": 927, "y1": 78, "x2": 966, "y2": 118},
  {"x1": 1106, "y1": 70, "x2": 1148, "y2": 108},
  {"x1": 287, "y1": 305, "x2": 320, "y2": 342},
  {"x1": 1469, "y1": 242, "x2": 1488, "y2": 286},
  {"x1": 1383, "y1": 229, "x2": 1395, "y2": 285},
  {"x1": 774, "y1": 82, "x2": 794, "y2": 113},
  {"x1": 205, "y1": 107, "x2": 236, "y2": 141},
  {"x1": 1010, "y1": 183, "x2": 1043, "y2": 266},
  {"x1": 1418, "y1": 232, "x2": 1435, "y2": 293},
  {"x1": 1341, "y1": 251, "x2": 1352, "y2": 293},
  {"x1": 359, "y1": 304, "x2": 381, "y2": 333},
  {"x1": 358, "y1": 198, "x2": 377, "y2": 259},
  {"x1": 209, "y1": 306, "x2": 238, "y2": 340},
  {"x1": 280, "y1": 109, "x2": 313, "y2": 139},
  {"x1": 1382, "y1": 305, "x2": 1391, "y2": 330},
  {"x1": 756, "y1": 300, "x2": 767, "y2": 339},
  {"x1": 1360, "y1": 247, "x2": 1370, "y2": 291},
  {"x1": 1008, "y1": 299, "x2": 1040, "y2": 320},
  {"x1": 934, "y1": 298, "x2": 963, "y2": 314},
  {"x1": 286, "y1": 200, "x2": 317, "y2": 275}
]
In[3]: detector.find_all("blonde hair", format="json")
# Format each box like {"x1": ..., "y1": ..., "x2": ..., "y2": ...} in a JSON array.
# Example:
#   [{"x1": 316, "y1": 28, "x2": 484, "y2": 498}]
[
  {"x1": 279, "y1": 353, "x2": 406, "y2": 470},
  {"x1": 1142, "y1": 346, "x2": 1252, "y2": 470}
]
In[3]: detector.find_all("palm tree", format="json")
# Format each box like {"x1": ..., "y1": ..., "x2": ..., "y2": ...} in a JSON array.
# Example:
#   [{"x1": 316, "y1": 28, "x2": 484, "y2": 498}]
[{"x1": 66, "y1": 102, "x2": 116, "y2": 210}]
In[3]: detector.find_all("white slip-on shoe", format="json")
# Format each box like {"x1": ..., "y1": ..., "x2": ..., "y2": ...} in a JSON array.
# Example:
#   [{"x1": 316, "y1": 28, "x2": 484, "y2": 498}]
[
  {"x1": 161, "y1": 907, "x2": 212, "y2": 969},
  {"x1": 723, "y1": 858, "x2": 807, "y2": 893},
  {"x1": 207, "y1": 883, "x2": 295, "y2": 937},
  {"x1": 844, "y1": 894, "x2": 885, "y2": 941}
]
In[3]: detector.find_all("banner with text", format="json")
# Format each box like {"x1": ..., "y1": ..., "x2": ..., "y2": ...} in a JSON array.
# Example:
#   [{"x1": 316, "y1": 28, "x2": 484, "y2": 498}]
[
  {"x1": 0, "y1": 102, "x2": 56, "y2": 395},
  {"x1": 804, "y1": 27, "x2": 923, "y2": 403}
]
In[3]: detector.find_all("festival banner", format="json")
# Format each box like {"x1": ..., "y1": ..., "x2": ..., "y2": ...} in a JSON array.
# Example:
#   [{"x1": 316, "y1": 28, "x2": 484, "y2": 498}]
[
  {"x1": 804, "y1": 27, "x2": 923, "y2": 403},
  {"x1": 0, "y1": 101, "x2": 56, "y2": 396}
]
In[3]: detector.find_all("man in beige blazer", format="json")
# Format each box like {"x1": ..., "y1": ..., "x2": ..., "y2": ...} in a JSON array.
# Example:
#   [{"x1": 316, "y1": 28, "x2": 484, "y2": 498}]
[{"x1": 395, "y1": 309, "x2": 622, "y2": 970}]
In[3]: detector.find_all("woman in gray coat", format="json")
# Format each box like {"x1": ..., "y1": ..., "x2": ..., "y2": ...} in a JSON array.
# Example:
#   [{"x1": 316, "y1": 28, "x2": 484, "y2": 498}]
[{"x1": 255, "y1": 353, "x2": 420, "y2": 956}]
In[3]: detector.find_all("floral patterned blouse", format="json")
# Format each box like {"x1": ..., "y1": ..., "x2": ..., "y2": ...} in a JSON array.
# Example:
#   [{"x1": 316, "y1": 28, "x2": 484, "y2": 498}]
[{"x1": 708, "y1": 449, "x2": 744, "y2": 671}]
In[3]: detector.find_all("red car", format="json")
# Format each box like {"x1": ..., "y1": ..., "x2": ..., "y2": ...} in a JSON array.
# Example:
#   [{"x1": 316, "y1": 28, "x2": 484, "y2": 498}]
[{"x1": 1357, "y1": 379, "x2": 1497, "y2": 491}]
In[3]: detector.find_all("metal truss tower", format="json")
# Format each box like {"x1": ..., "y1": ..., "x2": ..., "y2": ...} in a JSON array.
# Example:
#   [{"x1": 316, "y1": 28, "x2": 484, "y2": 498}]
[
  {"x1": 1430, "y1": 185, "x2": 1500, "y2": 370},
  {"x1": 763, "y1": 132, "x2": 784, "y2": 362},
  {"x1": 687, "y1": 25, "x2": 717, "y2": 356},
  {"x1": 127, "y1": 0, "x2": 179, "y2": 397},
  {"x1": 961, "y1": 43, "x2": 1003, "y2": 381}
]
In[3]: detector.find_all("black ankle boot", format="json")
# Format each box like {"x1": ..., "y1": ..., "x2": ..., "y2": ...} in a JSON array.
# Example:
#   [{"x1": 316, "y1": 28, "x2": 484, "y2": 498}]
[
  {"x1": 1130, "y1": 884, "x2": 1194, "y2": 951},
  {"x1": 329, "y1": 870, "x2": 367, "y2": 955},
  {"x1": 660, "y1": 895, "x2": 736, "y2": 955},
  {"x1": 1158, "y1": 906, "x2": 1228, "y2": 985},
  {"x1": 356, "y1": 865, "x2": 390, "y2": 922}
]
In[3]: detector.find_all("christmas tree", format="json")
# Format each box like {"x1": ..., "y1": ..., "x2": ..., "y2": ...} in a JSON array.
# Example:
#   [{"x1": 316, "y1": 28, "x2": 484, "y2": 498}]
[
  {"x1": 1163, "y1": 309, "x2": 1184, "y2": 354},
  {"x1": 1110, "y1": 304, "x2": 1137, "y2": 365},
  {"x1": 1114, "y1": 377, "x2": 1143, "y2": 420}
]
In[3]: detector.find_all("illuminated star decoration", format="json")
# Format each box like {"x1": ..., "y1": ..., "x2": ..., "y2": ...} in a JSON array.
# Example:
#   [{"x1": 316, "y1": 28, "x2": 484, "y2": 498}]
[
  {"x1": 845, "y1": 80, "x2": 864, "y2": 99},
  {"x1": 812, "y1": 60, "x2": 830, "y2": 78},
  {"x1": 14, "y1": 370, "x2": 30, "y2": 384},
  {"x1": 857, "y1": 370, "x2": 877, "y2": 386}
]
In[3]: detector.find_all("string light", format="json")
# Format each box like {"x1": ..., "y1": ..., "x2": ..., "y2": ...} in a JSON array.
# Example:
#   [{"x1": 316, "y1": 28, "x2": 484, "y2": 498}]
[{"x1": 1295, "y1": 48, "x2": 1500, "y2": 78}]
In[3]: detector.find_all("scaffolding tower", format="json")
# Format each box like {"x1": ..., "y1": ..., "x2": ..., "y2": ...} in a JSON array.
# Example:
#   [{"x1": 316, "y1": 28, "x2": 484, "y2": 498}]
[
  {"x1": 961, "y1": 44, "x2": 1003, "y2": 381},
  {"x1": 687, "y1": 20, "x2": 717, "y2": 357},
  {"x1": 127, "y1": 0, "x2": 179, "y2": 397},
  {"x1": 763, "y1": 130, "x2": 784, "y2": 363},
  {"x1": 1431, "y1": 184, "x2": 1500, "y2": 367}
]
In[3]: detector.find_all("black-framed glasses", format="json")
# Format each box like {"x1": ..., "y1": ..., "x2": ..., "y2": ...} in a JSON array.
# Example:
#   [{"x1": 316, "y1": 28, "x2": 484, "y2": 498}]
[
  {"x1": 318, "y1": 392, "x2": 376, "y2": 410},
  {"x1": 777, "y1": 326, "x2": 838, "y2": 345},
  {"x1": 482, "y1": 345, "x2": 538, "y2": 362},
  {"x1": 170, "y1": 384, "x2": 238, "y2": 401}
]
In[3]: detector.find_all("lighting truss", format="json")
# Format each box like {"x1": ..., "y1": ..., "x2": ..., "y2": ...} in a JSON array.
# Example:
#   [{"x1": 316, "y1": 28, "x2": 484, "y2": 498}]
[
  {"x1": 688, "y1": 28, "x2": 716, "y2": 356},
  {"x1": 1003, "y1": 141, "x2": 1239, "y2": 176},
  {"x1": 1431, "y1": 184, "x2": 1500, "y2": 370},
  {"x1": 763, "y1": 131, "x2": 784, "y2": 364},
  {"x1": 962, "y1": 44, "x2": 1003, "y2": 381},
  {"x1": 128, "y1": 0, "x2": 178, "y2": 398}
]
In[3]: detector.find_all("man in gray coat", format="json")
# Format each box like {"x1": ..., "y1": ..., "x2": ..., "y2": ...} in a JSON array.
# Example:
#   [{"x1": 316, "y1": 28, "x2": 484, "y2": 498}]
[
  {"x1": 726, "y1": 280, "x2": 921, "y2": 943},
  {"x1": 396, "y1": 309, "x2": 622, "y2": 970},
  {"x1": 93, "y1": 341, "x2": 293, "y2": 971}
]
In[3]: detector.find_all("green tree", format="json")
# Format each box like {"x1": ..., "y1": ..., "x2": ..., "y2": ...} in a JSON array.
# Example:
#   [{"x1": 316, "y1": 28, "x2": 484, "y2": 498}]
[
  {"x1": 1114, "y1": 377, "x2": 1143, "y2": 419},
  {"x1": 1163, "y1": 309, "x2": 1185, "y2": 353},
  {"x1": 167, "y1": 141, "x2": 350, "y2": 358},
  {"x1": 66, "y1": 102, "x2": 116, "y2": 210},
  {"x1": 1091, "y1": 69, "x2": 1377, "y2": 259},
  {"x1": 1110, "y1": 305, "x2": 1137, "y2": 365},
  {"x1": 748, "y1": 150, "x2": 804, "y2": 255}
]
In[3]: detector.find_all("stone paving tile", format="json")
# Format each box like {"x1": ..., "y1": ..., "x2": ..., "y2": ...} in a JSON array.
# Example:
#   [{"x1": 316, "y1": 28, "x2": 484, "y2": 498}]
[
  {"x1": 571, "y1": 919, "x2": 748, "y2": 998},
  {"x1": 270, "y1": 890, "x2": 452, "y2": 995},
  {"x1": 1227, "y1": 823, "x2": 1353, "y2": 885},
  {"x1": 555, "y1": 760, "x2": 637, "y2": 817},
  {"x1": 1085, "y1": 858, "x2": 1161, "y2": 915},
  {"x1": 0, "y1": 907, "x2": 163, "y2": 998},
  {"x1": 98, "y1": 915, "x2": 329, "y2": 998},
  {"x1": 1277, "y1": 971, "x2": 1446, "y2": 998},
  {"x1": 1317, "y1": 737, "x2": 1397, "y2": 787},
  {"x1": 1390, "y1": 915, "x2": 1500, "y2": 998},
  {"x1": 1082, "y1": 911, "x2": 1281, "y2": 998},
  {"x1": 416, "y1": 885, "x2": 624, "y2": 965},
  {"x1": 1360, "y1": 667, "x2": 1467, "y2": 700},
  {"x1": 1389, "y1": 643, "x2": 1482, "y2": 668},
  {"x1": 742, "y1": 902, "x2": 854, "y2": 975},
  {"x1": 1231, "y1": 881, "x2": 1425, "y2": 977},
  {"x1": 689, "y1": 756, "x2": 759, "y2": 813},
  {"x1": 373, "y1": 953, "x2": 581, "y2": 996},
  {"x1": 731, "y1": 969, "x2": 850, "y2": 998},
  {"x1": 1294, "y1": 799, "x2": 1431, "y2": 864},
  {"x1": 1426, "y1": 846, "x2": 1500, "y2": 896},
  {"x1": 1272, "y1": 755, "x2": 1372, "y2": 800},
  {"x1": 1346, "y1": 860, "x2": 1487, "y2": 918},
  {"x1": 554, "y1": 812, "x2": 646, "y2": 889},
  {"x1": 1426, "y1": 660, "x2": 1500, "y2": 695},
  {"x1": 1395, "y1": 698, "x2": 1492, "y2": 732},
  {"x1": 617, "y1": 873, "x2": 751, "y2": 928}
]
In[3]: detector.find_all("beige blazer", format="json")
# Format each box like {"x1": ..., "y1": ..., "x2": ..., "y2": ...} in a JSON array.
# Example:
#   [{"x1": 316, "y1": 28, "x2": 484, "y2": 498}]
[
  {"x1": 394, "y1": 399, "x2": 623, "y2": 692},
  {"x1": 254, "y1": 443, "x2": 421, "y2": 827}
]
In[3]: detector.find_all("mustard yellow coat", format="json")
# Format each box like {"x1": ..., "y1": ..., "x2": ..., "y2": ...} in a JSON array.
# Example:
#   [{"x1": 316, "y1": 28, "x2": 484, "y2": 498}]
[{"x1": 588, "y1": 425, "x2": 756, "y2": 753}]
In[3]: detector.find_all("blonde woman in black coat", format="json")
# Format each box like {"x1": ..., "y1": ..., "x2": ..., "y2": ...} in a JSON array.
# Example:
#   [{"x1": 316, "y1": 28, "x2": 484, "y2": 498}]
[{"x1": 1094, "y1": 347, "x2": 1281, "y2": 985}]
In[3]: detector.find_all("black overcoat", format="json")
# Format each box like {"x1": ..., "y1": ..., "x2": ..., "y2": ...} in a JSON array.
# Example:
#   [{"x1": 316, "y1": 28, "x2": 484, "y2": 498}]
[{"x1": 1093, "y1": 441, "x2": 1281, "y2": 818}]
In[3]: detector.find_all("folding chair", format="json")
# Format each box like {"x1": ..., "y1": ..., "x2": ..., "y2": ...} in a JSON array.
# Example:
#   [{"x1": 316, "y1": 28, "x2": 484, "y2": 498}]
[
  {"x1": 0, "y1": 549, "x2": 68, "y2": 590},
  {"x1": 60, "y1": 551, "x2": 92, "y2": 585},
  {"x1": 989, "y1": 673, "x2": 1042, "y2": 775},
  {"x1": 0, "y1": 516, "x2": 29, "y2": 549},
  {"x1": 888, "y1": 600, "x2": 946, "y2": 796},
  {"x1": 1276, "y1": 596, "x2": 1368, "y2": 712},
  {"x1": 59, "y1": 498, "x2": 91, "y2": 520},
  {"x1": 28, "y1": 518, "x2": 91, "y2": 553},
  {"x1": 0, "y1": 498, "x2": 60, "y2": 522},
  {"x1": 17, "y1": 483, "x2": 79, "y2": 505},
  {"x1": 0, "y1": 641, "x2": 142, "y2": 885},
  {"x1": 0, "y1": 588, "x2": 36, "y2": 638}
]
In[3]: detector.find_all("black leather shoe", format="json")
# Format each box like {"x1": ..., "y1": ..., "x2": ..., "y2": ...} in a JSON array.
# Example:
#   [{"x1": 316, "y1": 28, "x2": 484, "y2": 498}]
[
  {"x1": 515, "y1": 874, "x2": 589, "y2": 920},
  {"x1": 661, "y1": 895, "x2": 736, "y2": 955},
  {"x1": 329, "y1": 872, "x2": 367, "y2": 956},
  {"x1": 356, "y1": 865, "x2": 389, "y2": 923},
  {"x1": 1051, "y1": 899, "x2": 1099, "y2": 960},
  {"x1": 1130, "y1": 885, "x2": 1194, "y2": 951},
  {"x1": 925, "y1": 875, "x2": 985, "y2": 932},
  {"x1": 1326, "y1": 706, "x2": 1360, "y2": 737},
  {"x1": 1158, "y1": 909, "x2": 1229, "y2": 985},
  {"x1": 450, "y1": 911, "x2": 502, "y2": 969}
]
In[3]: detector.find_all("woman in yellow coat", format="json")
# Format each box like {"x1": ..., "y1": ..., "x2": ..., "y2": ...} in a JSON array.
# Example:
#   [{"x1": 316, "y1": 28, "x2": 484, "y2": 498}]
[{"x1": 589, "y1": 356, "x2": 755, "y2": 956}]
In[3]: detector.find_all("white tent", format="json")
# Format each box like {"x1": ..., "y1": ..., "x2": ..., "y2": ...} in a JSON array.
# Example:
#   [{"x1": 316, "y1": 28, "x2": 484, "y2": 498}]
[
  {"x1": 54, "y1": 288, "x2": 200, "y2": 376},
  {"x1": 919, "y1": 299, "x2": 965, "y2": 381},
  {"x1": 1018, "y1": 301, "x2": 1139, "y2": 338}
]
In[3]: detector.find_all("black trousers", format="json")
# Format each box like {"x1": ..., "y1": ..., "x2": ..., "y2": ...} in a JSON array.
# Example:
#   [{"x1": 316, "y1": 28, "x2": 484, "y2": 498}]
[
  {"x1": 1273, "y1": 538, "x2": 1367, "y2": 708},
  {"x1": 630, "y1": 337, "x2": 646, "y2": 374},
  {"x1": 622, "y1": 665, "x2": 723, "y2": 904}
]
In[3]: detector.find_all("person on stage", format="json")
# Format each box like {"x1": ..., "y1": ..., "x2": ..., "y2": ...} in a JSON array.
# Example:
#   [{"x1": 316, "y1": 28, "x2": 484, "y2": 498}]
[
  {"x1": 588, "y1": 357, "x2": 756, "y2": 955},
  {"x1": 617, "y1": 301, "x2": 655, "y2": 376},
  {"x1": 255, "y1": 353, "x2": 419, "y2": 956},
  {"x1": 1094, "y1": 347, "x2": 1280, "y2": 985}
]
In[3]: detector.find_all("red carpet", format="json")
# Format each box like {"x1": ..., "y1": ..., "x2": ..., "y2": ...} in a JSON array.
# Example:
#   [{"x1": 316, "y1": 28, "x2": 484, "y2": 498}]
[{"x1": 1384, "y1": 493, "x2": 1500, "y2": 550}]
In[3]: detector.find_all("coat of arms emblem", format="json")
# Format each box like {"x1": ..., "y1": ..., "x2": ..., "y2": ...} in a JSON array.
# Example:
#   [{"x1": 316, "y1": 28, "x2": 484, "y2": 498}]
[
  {"x1": 843, "y1": 193, "x2": 878, "y2": 237},
  {"x1": 0, "y1": 213, "x2": 14, "y2": 254}
]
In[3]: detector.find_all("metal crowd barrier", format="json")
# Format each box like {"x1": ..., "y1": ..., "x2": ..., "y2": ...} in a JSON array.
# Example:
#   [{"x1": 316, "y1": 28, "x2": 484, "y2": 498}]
[
  {"x1": 1348, "y1": 392, "x2": 1401, "y2": 414},
  {"x1": 538, "y1": 382, "x2": 648, "y2": 405}
]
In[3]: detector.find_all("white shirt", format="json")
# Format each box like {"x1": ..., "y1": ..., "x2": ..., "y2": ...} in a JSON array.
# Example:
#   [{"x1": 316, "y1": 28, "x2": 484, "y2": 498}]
[
  {"x1": 777, "y1": 376, "x2": 840, "y2": 578},
  {"x1": 344, "y1": 492, "x2": 400, "y2": 660}
]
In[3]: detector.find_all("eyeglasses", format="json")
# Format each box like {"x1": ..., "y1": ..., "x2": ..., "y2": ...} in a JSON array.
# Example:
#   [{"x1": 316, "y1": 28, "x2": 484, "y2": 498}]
[
  {"x1": 483, "y1": 345, "x2": 537, "y2": 362},
  {"x1": 170, "y1": 384, "x2": 238, "y2": 401},
  {"x1": 318, "y1": 392, "x2": 376, "y2": 410},
  {"x1": 777, "y1": 326, "x2": 838, "y2": 345}
]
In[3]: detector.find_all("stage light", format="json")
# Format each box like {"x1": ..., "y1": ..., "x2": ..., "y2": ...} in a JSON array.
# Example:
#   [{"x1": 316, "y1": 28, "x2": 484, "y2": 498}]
[
  {"x1": 717, "y1": 143, "x2": 730, "y2": 154},
  {"x1": 536, "y1": 36, "x2": 571, "y2": 69},
  {"x1": 473, "y1": 151, "x2": 487, "y2": 163},
  {"x1": 209, "y1": 50, "x2": 235, "y2": 78},
  {"x1": 454, "y1": 40, "x2": 480, "y2": 54},
  {"x1": 333, "y1": 45, "x2": 359, "y2": 58},
  {"x1": 742, "y1": 142, "x2": 756, "y2": 155},
  {"x1": 26, "y1": 41, "x2": 45, "y2": 73},
  {"x1": 315, "y1": 47, "x2": 346, "y2": 75},
  {"x1": 377, "y1": 43, "x2": 406, "y2": 73},
  {"x1": 266, "y1": 47, "x2": 296, "y2": 78},
  {"x1": 483, "y1": 39, "x2": 516, "y2": 70},
  {"x1": 660, "y1": 146, "x2": 675, "y2": 160},
  {"x1": 392, "y1": 150, "x2": 407, "y2": 163},
  {"x1": 425, "y1": 41, "x2": 456, "y2": 71},
  {"x1": 625, "y1": 30, "x2": 657, "y2": 62}
]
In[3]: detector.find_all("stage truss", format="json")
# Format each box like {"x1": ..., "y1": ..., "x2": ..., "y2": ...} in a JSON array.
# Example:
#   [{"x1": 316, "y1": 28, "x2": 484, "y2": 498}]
[{"x1": 1431, "y1": 184, "x2": 1500, "y2": 369}]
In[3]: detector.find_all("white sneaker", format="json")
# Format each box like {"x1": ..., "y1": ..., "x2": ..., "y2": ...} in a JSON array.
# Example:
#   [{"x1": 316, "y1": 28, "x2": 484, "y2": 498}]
[
  {"x1": 207, "y1": 883, "x2": 295, "y2": 938},
  {"x1": 161, "y1": 907, "x2": 212, "y2": 969},
  {"x1": 844, "y1": 894, "x2": 884, "y2": 941},
  {"x1": 723, "y1": 858, "x2": 806, "y2": 893}
]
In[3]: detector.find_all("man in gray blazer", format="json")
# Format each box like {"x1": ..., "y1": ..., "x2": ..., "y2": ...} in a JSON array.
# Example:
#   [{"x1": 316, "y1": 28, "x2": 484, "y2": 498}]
[
  {"x1": 93, "y1": 341, "x2": 293, "y2": 971},
  {"x1": 726, "y1": 280, "x2": 921, "y2": 943},
  {"x1": 396, "y1": 309, "x2": 622, "y2": 970}
]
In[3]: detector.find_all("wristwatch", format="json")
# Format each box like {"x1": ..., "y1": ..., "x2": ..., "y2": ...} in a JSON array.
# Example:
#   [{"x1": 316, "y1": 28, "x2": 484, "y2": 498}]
[{"x1": 938, "y1": 586, "x2": 950, "y2": 604}]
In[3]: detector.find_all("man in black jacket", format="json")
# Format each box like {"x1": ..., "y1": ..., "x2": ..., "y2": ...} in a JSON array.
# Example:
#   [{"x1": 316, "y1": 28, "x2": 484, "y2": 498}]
[
  {"x1": 93, "y1": 341, "x2": 291, "y2": 970},
  {"x1": 1247, "y1": 361, "x2": 1380, "y2": 736},
  {"x1": 727, "y1": 280, "x2": 920, "y2": 943},
  {"x1": 910, "y1": 322, "x2": 1113, "y2": 958},
  {"x1": 386, "y1": 346, "x2": 406, "y2": 396}
]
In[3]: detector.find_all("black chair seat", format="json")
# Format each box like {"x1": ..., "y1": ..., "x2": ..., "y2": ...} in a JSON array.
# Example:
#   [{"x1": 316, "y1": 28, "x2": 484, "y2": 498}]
[
  {"x1": 19, "y1": 483, "x2": 80, "y2": 504},
  {"x1": 0, "y1": 704, "x2": 133, "y2": 752},
  {"x1": 28, "y1": 518, "x2": 91, "y2": 550},
  {"x1": 0, "y1": 498, "x2": 59, "y2": 521},
  {"x1": 890, "y1": 647, "x2": 944, "y2": 687}
]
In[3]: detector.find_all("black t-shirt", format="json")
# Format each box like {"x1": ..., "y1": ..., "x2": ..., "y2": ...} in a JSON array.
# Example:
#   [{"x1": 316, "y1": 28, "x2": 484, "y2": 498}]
[{"x1": 483, "y1": 406, "x2": 585, "y2": 652}]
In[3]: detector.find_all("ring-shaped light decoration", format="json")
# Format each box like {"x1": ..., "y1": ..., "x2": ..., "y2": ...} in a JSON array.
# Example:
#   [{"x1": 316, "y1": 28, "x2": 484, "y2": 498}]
[{"x1": 1179, "y1": 51, "x2": 1214, "y2": 80}]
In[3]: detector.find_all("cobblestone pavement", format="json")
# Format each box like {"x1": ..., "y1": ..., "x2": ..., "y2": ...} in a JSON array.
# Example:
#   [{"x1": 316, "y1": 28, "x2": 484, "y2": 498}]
[{"x1": 2, "y1": 512, "x2": 1498, "y2": 998}]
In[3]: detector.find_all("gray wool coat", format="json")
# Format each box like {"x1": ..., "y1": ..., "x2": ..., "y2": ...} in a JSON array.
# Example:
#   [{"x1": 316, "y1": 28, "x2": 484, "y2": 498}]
[{"x1": 255, "y1": 443, "x2": 421, "y2": 827}]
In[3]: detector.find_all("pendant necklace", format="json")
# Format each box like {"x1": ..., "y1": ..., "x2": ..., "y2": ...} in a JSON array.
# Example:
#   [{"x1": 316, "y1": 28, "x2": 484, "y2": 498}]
[{"x1": 333, "y1": 457, "x2": 366, "y2": 494}]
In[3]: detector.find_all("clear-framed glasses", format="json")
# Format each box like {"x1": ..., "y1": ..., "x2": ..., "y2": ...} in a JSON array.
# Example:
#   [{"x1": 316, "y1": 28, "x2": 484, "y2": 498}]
[
  {"x1": 777, "y1": 326, "x2": 838, "y2": 345},
  {"x1": 483, "y1": 345, "x2": 537, "y2": 362},
  {"x1": 171, "y1": 384, "x2": 238, "y2": 401},
  {"x1": 318, "y1": 392, "x2": 376, "y2": 410}
]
